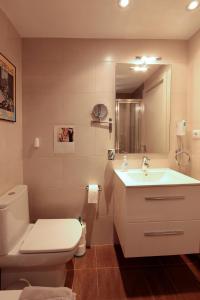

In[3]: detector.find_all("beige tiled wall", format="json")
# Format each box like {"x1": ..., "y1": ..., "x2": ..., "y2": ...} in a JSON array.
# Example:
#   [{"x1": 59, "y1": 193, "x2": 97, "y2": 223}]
[
  {"x1": 188, "y1": 30, "x2": 200, "y2": 180},
  {"x1": 0, "y1": 9, "x2": 23, "y2": 195},
  {"x1": 22, "y1": 38, "x2": 187, "y2": 244}
]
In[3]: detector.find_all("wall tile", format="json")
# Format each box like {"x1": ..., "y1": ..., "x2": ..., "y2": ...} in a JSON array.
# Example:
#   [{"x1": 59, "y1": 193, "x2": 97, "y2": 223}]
[
  {"x1": 24, "y1": 157, "x2": 64, "y2": 189},
  {"x1": 27, "y1": 186, "x2": 85, "y2": 220},
  {"x1": 0, "y1": 9, "x2": 23, "y2": 195},
  {"x1": 62, "y1": 155, "x2": 107, "y2": 188},
  {"x1": 188, "y1": 29, "x2": 200, "y2": 179},
  {"x1": 23, "y1": 124, "x2": 54, "y2": 159},
  {"x1": 95, "y1": 62, "x2": 115, "y2": 92},
  {"x1": 89, "y1": 216, "x2": 114, "y2": 245},
  {"x1": 23, "y1": 38, "x2": 188, "y2": 244},
  {"x1": 75, "y1": 126, "x2": 96, "y2": 156},
  {"x1": 171, "y1": 63, "x2": 187, "y2": 94},
  {"x1": 94, "y1": 127, "x2": 114, "y2": 156}
]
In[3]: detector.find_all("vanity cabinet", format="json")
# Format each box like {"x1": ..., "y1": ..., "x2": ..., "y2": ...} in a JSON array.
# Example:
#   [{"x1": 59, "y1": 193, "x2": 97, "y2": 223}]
[{"x1": 113, "y1": 175, "x2": 200, "y2": 257}]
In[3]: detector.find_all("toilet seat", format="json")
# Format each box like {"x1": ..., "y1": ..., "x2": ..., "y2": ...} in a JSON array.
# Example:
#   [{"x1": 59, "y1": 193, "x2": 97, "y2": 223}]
[{"x1": 20, "y1": 219, "x2": 82, "y2": 254}]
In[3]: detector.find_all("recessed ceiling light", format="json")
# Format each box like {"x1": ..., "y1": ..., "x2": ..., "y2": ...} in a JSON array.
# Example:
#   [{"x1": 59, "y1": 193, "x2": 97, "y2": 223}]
[
  {"x1": 187, "y1": 0, "x2": 199, "y2": 10},
  {"x1": 118, "y1": 0, "x2": 130, "y2": 8}
]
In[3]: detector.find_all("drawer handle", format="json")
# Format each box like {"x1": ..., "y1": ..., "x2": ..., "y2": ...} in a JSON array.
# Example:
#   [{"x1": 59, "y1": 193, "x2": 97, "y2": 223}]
[
  {"x1": 144, "y1": 230, "x2": 184, "y2": 237},
  {"x1": 145, "y1": 196, "x2": 184, "y2": 201}
]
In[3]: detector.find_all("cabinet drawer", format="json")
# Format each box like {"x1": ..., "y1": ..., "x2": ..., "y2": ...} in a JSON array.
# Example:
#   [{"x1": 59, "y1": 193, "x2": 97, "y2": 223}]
[
  {"x1": 126, "y1": 186, "x2": 200, "y2": 221},
  {"x1": 123, "y1": 220, "x2": 200, "y2": 258}
]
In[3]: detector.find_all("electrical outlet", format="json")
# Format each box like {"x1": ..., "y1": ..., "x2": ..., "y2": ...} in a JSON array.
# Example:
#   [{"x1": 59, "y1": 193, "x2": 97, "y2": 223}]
[{"x1": 192, "y1": 129, "x2": 200, "y2": 139}]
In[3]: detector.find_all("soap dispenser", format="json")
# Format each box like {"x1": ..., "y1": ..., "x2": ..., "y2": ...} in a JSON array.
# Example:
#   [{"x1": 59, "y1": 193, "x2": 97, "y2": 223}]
[{"x1": 121, "y1": 155, "x2": 128, "y2": 172}]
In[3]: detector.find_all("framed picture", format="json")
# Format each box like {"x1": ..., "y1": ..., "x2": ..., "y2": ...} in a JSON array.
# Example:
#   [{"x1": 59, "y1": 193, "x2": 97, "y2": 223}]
[
  {"x1": 54, "y1": 125, "x2": 75, "y2": 153},
  {"x1": 0, "y1": 53, "x2": 16, "y2": 122}
]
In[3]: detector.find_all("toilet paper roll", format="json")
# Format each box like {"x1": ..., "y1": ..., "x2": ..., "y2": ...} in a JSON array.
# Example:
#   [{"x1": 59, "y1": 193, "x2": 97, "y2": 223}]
[
  {"x1": 88, "y1": 184, "x2": 98, "y2": 203},
  {"x1": 34, "y1": 137, "x2": 40, "y2": 148}
]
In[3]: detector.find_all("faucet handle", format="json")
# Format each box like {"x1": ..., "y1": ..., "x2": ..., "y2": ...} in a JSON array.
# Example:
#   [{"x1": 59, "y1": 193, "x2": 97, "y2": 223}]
[
  {"x1": 143, "y1": 156, "x2": 150, "y2": 161},
  {"x1": 143, "y1": 156, "x2": 150, "y2": 168}
]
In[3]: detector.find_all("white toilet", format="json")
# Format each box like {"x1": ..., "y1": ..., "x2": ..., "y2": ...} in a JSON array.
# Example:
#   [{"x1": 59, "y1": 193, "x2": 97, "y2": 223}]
[
  {"x1": 0, "y1": 290, "x2": 22, "y2": 300},
  {"x1": 0, "y1": 185, "x2": 82, "y2": 289}
]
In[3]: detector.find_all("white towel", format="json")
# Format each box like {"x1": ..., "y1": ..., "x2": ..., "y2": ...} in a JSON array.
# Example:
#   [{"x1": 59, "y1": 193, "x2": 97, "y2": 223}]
[{"x1": 19, "y1": 286, "x2": 76, "y2": 300}]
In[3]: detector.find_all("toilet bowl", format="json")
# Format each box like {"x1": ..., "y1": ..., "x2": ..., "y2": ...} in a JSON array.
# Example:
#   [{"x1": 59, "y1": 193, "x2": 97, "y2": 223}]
[{"x1": 0, "y1": 185, "x2": 82, "y2": 289}]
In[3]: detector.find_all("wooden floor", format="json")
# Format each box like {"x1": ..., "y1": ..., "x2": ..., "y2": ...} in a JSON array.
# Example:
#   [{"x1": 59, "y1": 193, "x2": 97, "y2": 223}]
[{"x1": 65, "y1": 245, "x2": 200, "y2": 300}]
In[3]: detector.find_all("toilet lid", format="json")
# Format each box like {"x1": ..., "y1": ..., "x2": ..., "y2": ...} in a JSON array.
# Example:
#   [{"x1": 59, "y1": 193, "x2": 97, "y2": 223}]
[
  {"x1": 0, "y1": 290, "x2": 22, "y2": 300},
  {"x1": 19, "y1": 219, "x2": 82, "y2": 254}
]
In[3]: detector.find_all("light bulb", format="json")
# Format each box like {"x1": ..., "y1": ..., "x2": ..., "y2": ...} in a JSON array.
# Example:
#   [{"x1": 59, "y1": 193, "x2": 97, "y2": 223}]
[
  {"x1": 130, "y1": 65, "x2": 149, "y2": 72},
  {"x1": 134, "y1": 56, "x2": 161, "y2": 65},
  {"x1": 118, "y1": 0, "x2": 130, "y2": 8},
  {"x1": 142, "y1": 56, "x2": 157, "y2": 64},
  {"x1": 187, "y1": 0, "x2": 199, "y2": 10}
]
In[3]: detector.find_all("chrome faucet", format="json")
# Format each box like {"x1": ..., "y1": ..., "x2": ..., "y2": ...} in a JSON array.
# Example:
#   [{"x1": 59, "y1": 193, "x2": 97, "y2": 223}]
[{"x1": 142, "y1": 156, "x2": 150, "y2": 172}]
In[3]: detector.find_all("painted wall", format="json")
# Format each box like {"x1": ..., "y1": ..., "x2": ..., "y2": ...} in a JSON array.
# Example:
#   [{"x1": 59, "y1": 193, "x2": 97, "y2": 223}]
[
  {"x1": 188, "y1": 29, "x2": 200, "y2": 179},
  {"x1": 22, "y1": 38, "x2": 187, "y2": 244},
  {"x1": 0, "y1": 9, "x2": 23, "y2": 195}
]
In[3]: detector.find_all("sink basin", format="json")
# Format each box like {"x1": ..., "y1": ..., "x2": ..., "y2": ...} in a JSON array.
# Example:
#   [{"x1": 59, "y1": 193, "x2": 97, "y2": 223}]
[{"x1": 114, "y1": 168, "x2": 200, "y2": 187}]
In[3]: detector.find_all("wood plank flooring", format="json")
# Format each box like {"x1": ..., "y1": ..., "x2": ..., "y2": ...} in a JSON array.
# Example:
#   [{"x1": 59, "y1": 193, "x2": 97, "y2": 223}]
[{"x1": 65, "y1": 245, "x2": 200, "y2": 300}]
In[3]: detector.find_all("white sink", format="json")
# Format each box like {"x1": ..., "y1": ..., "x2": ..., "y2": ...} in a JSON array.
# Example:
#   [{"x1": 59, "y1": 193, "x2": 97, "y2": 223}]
[{"x1": 114, "y1": 168, "x2": 200, "y2": 187}]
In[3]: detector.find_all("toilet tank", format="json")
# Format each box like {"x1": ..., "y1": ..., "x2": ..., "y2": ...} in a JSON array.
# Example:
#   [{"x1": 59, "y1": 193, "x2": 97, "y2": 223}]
[{"x1": 0, "y1": 185, "x2": 30, "y2": 255}]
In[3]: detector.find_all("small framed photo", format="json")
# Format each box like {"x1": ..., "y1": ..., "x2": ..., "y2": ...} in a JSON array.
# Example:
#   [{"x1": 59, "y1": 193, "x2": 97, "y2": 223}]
[
  {"x1": 54, "y1": 125, "x2": 75, "y2": 153},
  {"x1": 0, "y1": 53, "x2": 16, "y2": 122}
]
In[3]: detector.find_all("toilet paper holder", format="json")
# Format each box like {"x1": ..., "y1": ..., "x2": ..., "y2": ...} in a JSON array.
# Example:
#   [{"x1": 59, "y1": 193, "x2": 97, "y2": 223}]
[{"x1": 86, "y1": 185, "x2": 102, "y2": 191}]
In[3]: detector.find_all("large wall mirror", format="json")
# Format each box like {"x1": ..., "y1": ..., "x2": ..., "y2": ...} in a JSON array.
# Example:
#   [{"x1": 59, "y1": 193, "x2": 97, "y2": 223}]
[{"x1": 115, "y1": 63, "x2": 171, "y2": 154}]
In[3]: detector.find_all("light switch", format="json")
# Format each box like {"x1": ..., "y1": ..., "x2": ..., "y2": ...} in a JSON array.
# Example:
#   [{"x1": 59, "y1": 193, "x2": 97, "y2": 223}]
[{"x1": 192, "y1": 129, "x2": 200, "y2": 139}]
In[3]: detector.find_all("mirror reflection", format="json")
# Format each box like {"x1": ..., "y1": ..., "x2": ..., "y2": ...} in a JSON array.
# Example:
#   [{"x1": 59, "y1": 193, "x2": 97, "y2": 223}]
[{"x1": 115, "y1": 63, "x2": 171, "y2": 154}]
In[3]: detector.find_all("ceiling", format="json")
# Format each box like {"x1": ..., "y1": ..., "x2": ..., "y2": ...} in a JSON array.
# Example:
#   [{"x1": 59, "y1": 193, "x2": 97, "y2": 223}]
[
  {"x1": 0, "y1": 0, "x2": 200, "y2": 39},
  {"x1": 116, "y1": 63, "x2": 161, "y2": 93}
]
